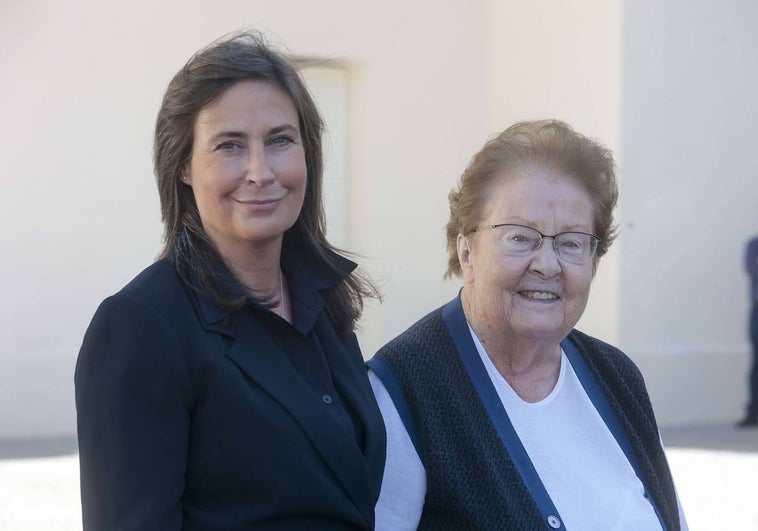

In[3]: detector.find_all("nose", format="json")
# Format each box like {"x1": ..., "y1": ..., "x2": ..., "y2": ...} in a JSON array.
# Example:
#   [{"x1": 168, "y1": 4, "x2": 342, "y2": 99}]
[
  {"x1": 246, "y1": 146, "x2": 275, "y2": 185},
  {"x1": 528, "y1": 237, "x2": 562, "y2": 278}
]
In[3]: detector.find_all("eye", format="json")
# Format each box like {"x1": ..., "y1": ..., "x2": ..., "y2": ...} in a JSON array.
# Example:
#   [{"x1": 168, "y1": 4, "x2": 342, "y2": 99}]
[
  {"x1": 269, "y1": 134, "x2": 296, "y2": 147},
  {"x1": 215, "y1": 141, "x2": 243, "y2": 152},
  {"x1": 556, "y1": 234, "x2": 584, "y2": 250},
  {"x1": 502, "y1": 227, "x2": 538, "y2": 246}
]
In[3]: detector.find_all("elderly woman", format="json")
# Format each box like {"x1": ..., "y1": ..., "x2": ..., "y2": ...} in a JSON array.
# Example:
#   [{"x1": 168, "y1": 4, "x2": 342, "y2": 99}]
[
  {"x1": 75, "y1": 32, "x2": 385, "y2": 530},
  {"x1": 368, "y1": 120, "x2": 687, "y2": 530}
]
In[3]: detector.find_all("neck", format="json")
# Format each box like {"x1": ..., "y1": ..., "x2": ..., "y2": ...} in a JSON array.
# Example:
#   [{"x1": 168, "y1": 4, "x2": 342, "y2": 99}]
[{"x1": 213, "y1": 236, "x2": 292, "y2": 322}]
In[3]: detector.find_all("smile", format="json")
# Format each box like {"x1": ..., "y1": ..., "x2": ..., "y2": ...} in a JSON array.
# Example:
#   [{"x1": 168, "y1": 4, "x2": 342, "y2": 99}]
[
  {"x1": 233, "y1": 197, "x2": 285, "y2": 211},
  {"x1": 235, "y1": 197, "x2": 283, "y2": 205},
  {"x1": 520, "y1": 291, "x2": 558, "y2": 300}
]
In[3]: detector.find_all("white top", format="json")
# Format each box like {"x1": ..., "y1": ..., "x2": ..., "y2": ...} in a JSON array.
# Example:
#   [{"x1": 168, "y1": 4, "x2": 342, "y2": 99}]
[{"x1": 370, "y1": 327, "x2": 689, "y2": 531}]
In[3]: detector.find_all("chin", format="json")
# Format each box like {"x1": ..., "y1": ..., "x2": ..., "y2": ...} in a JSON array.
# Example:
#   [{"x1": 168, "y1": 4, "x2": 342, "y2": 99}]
[
  {"x1": 240, "y1": 223, "x2": 294, "y2": 242},
  {"x1": 511, "y1": 321, "x2": 569, "y2": 342}
]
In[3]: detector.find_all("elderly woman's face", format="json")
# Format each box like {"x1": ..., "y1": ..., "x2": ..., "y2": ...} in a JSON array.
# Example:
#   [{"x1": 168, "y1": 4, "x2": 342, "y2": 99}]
[{"x1": 458, "y1": 168, "x2": 594, "y2": 344}]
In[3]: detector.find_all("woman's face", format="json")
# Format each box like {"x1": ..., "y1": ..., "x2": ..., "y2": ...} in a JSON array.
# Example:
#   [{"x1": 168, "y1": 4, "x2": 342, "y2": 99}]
[
  {"x1": 184, "y1": 80, "x2": 307, "y2": 258},
  {"x1": 458, "y1": 168, "x2": 595, "y2": 346}
]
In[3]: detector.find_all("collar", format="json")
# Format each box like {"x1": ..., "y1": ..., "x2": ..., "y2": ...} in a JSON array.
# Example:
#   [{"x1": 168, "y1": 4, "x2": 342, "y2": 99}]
[{"x1": 177, "y1": 232, "x2": 356, "y2": 334}]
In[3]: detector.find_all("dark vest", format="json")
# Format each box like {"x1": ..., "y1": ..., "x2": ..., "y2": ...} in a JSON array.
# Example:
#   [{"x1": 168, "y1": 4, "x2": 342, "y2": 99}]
[{"x1": 373, "y1": 303, "x2": 680, "y2": 531}]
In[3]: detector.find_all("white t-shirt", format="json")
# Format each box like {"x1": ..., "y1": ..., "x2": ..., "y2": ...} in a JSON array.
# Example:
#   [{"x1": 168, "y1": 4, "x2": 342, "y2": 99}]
[{"x1": 370, "y1": 328, "x2": 688, "y2": 531}]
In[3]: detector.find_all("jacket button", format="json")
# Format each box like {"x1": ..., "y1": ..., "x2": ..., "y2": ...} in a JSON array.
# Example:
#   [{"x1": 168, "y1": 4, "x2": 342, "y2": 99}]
[
  {"x1": 547, "y1": 515, "x2": 561, "y2": 529},
  {"x1": 321, "y1": 394, "x2": 333, "y2": 405}
]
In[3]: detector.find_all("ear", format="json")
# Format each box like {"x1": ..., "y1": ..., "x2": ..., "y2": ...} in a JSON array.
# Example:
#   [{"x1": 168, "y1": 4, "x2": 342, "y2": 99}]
[
  {"x1": 457, "y1": 233, "x2": 472, "y2": 271},
  {"x1": 180, "y1": 165, "x2": 192, "y2": 186}
]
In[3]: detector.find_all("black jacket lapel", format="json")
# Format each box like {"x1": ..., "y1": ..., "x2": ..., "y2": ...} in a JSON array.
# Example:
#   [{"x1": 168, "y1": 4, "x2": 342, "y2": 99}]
[{"x1": 221, "y1": 311, "x2": 374, "y2": 525}]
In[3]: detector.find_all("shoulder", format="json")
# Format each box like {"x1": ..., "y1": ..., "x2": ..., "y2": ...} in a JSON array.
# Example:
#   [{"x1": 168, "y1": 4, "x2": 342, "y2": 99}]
[
  {"x1": 567, "y1": 328, "x2": 647, "y2": 388},
  {"x1": 567, "y1": 329, "x2": 626, "y2": 357},
  {"x1": 747, "y1": 237, "x2": 758, "y2": 258},
  {"x1": 375, "y1": 306, "x2": 448, "y2": 361},
  {"x1": 372, "y1": 305, "x2": 463, "y2": 390},
  {"x1": 84, "y1": 260, "x2": 197, "y2": 348},
  {"x1": 104, "y1": 259, "x2": 196, "y2": 320},
  {"x1": 118, "y1": 259, "x2": 186, "y2": 303},
  {"x1": 77, "y1": 261, "x2": 199, "y2": 394}
]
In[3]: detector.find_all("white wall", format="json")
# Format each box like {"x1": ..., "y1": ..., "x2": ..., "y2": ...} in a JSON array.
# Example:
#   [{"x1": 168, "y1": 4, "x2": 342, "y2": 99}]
[
  {"x1": 621, "y1": 0, "x2": 758, "y2": 424},
  {"x1": 483, "y1": 0, "x2": 623, "y2": 345},
  {"x1": 0, "y1": 0, "x2": 486, "y2": 438},
  {"x1": 2, "y1": 0, "x2": 754, "y2": 438}
]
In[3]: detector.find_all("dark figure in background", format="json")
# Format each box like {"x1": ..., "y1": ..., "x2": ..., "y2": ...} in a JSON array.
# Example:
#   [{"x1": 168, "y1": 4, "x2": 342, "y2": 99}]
[
  {"x1": 75, "y1": 31, "x2": 385, "y2": 530},
  {"x1": 738, "y1": 235, "x2": 758, "y2": 427}
]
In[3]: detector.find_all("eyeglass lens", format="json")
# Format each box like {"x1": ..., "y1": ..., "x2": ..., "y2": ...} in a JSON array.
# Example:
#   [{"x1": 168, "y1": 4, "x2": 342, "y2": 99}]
[{"x1": 496, "y1": 225, "x2": 596, "y2": 263}]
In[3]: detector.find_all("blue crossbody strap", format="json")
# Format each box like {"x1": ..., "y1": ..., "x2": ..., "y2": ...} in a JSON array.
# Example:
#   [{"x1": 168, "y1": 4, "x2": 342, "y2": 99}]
[
  {"x1": 366, "y1": 357, "x2": 424, "y2": 462},
  {"x1": 561, "y1": 339, "x2": 668, "y2": 531},
  {"x1": 441, "y1": 296, "x2": 565, "y2": 530}
]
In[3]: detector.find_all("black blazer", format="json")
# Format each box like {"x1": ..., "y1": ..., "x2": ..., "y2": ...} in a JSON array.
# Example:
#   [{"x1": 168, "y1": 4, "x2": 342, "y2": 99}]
[{"x1": 75, "y1": 248, "x2": 385, "y2": 530}]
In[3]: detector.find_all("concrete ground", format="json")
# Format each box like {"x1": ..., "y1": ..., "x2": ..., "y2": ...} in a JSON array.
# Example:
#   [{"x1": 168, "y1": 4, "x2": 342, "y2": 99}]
[
  {"x1": 0, "y1": 425, "x2": 756, "y2": 530},
  {"x1": 660, "y1": 424, "x2": 758, "y2": 530}
]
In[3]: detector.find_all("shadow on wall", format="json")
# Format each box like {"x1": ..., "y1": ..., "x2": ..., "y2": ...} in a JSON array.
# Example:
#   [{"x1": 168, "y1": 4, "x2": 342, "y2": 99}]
[
  {"x1": 2, "y1": 426, "x2": 757, "y2": 460},
  {"x1": 661, "y1": 425, "x2": 758, "y2": 454},
  {"x1": 0, "y1": 436, "x2": 78, "y2": 460}
]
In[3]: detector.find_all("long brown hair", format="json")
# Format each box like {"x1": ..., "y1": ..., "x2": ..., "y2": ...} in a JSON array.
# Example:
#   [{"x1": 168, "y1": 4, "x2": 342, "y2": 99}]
[{"x1": 153, "y1": 30, "x2": 377, "y2": 335}]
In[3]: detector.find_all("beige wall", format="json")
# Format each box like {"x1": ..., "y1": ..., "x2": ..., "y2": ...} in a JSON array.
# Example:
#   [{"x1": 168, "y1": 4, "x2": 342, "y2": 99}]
[
  {"x1": 1, "y1": 0, "x2": 754, "y2": 438},
  {"x1": 621, "y1": 0, "x2": 758, "y2": 424},
  {"x1": 0, "y1": 0, "x2": 486, "y2": 438},
  {"x1": 483, "y1": 0, "x2": 622, "y2": 345}
]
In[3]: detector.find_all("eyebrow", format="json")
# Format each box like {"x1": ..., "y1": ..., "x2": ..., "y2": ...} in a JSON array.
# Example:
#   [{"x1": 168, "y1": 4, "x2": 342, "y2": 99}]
[
  {"x1": 269, "y1": 124, "x2": 299, "y2": 136},
  {"x1": 508, "y1": 217, "x2": 591, "y2": 232},
  {"x1": 207, "y1": 124, "x2": 300, "y2": 145},
  {"x1": 208, "y1": 131, "x2": 247, "y2": 144}
]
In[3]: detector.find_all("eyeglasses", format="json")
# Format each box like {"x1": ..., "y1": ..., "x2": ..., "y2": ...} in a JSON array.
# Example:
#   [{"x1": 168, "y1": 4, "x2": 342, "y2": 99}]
[{"x1": 470, "y1": 223, "x2": 600, "y2": 264}]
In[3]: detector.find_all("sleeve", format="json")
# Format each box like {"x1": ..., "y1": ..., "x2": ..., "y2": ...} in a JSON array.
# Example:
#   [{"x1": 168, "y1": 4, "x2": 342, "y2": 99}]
[
  {"x1": 74, "y1": 294, "x2": 193, "y2": 531},
  {"x1": 368, "y1": 370, "x2": 426, "y2": 531}
]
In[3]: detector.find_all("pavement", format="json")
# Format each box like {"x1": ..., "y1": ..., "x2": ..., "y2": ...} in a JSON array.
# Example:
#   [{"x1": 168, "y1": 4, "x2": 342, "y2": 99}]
[
  {"x1": 0, "y1": 425, "x2": 756, "y2": 530},
  {"x1": 660, "y1": 424, "x2": 758, "y2": 531}
]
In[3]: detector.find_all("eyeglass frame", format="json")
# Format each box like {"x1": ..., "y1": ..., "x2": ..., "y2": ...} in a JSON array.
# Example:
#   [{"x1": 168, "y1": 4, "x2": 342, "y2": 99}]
[{"x1": 468, "y1": 223, "x2": 601, "y2": 263}]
